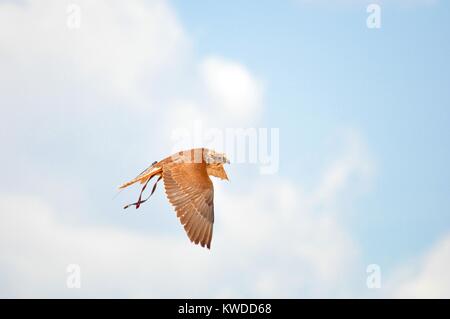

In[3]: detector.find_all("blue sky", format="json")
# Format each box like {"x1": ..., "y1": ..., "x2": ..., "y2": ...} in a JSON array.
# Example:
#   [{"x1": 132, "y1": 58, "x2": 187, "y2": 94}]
[
  {"x1": 173, "y1": 0, "x2": 450, "y2": 267},
  {"x1": 0, "y1": 0, "x2": 449, "y2": 298}
]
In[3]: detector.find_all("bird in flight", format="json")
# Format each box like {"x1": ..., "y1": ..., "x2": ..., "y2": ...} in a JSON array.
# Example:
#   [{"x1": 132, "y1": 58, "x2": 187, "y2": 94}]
[{"x1": 119, "y1": 148, "x2": 230, "y2": 249}]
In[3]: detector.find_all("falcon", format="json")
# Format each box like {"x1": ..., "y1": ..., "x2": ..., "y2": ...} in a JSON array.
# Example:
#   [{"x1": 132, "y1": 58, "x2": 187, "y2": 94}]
[{"x1": 119, "y1": 148, "x2": 230, "y2": 249}]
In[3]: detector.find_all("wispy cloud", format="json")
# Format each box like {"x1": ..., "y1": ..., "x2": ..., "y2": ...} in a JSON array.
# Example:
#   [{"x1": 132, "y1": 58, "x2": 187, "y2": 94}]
[{"x1": 386, "y1": 233, "x2": 450, "y2": 298}]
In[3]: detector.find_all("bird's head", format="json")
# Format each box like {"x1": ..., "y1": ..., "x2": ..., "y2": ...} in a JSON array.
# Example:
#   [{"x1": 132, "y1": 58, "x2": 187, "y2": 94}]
[
  {"x1": 204, "y1": 149, "x2": 230, "y2": 165},
  {"x1": 204, "y1": 149, "x2": 230, "y2": 181}
]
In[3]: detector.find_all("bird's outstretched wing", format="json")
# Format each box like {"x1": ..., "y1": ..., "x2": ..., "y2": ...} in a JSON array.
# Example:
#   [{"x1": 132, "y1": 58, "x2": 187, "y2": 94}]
[{"x1": 162, "y1": 162, "x2": 214, "y2": 249}]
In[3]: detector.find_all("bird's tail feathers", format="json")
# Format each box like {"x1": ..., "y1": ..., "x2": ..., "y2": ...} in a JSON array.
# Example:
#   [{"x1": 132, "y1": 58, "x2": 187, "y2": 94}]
[{"x1": 118, "y1": 162, "x2": 161, "y2": 189}]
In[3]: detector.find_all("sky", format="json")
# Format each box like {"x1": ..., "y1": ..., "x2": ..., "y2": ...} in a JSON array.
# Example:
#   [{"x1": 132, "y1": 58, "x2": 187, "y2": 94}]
[{"x1": 0, "y1": 0, "x2": 449, "y2": 298}]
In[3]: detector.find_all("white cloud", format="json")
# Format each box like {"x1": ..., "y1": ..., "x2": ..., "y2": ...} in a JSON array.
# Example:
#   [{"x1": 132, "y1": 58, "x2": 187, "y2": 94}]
[
  {"x1": 0, "y1": 0, "x2": 264, "y2": 162},
  {"x1": 388, "y1": 234, "x2": 450, "y2": 298},
  {"x1": 0, "y1": 195, "x2": 210, "y2": 298},
  {"x1": 0, "y1": 0, "x2": 187, "y2": 103},
  {"x1": 200, "y1": 57, "x2": 263, "y2": 122}
]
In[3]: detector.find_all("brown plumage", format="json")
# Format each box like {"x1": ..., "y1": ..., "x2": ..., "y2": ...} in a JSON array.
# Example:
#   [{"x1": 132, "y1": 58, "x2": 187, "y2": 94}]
[{"x1": 119, "y1": 148, "x2": 229, "y2": 249}]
